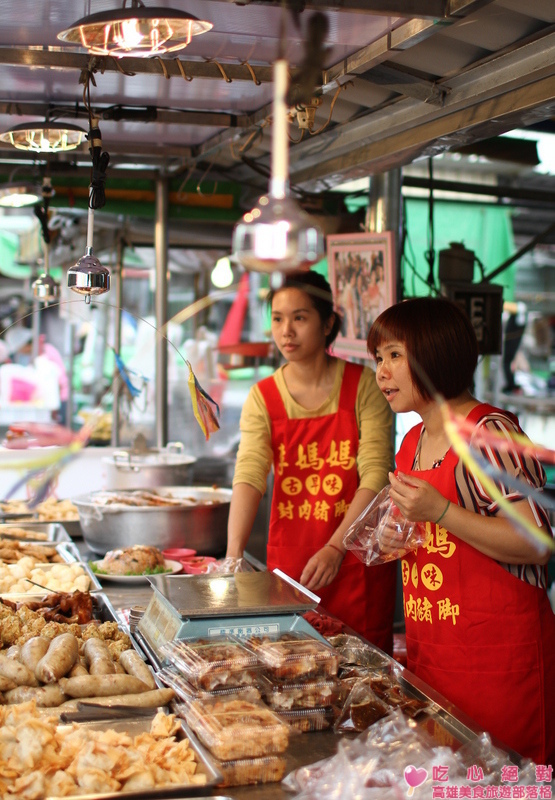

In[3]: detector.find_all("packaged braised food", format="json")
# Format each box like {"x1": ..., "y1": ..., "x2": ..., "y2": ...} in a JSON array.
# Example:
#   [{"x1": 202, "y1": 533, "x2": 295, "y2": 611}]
[
  {"x1": 277, "y1": 707, "x2": 336, "y2": 733},
  {"x1": 160, "y1": 635, "x2": 261, "y2": 691},
  {"x1": 215, "y1": 755, "x2": 287, "y2": 786},
  {"x1": 261, "y1": 674, "x2": 341, "y2": 710},
  {"x1": 159, "y1": 666, "x2": 261, "y2": 704},
  {"x1": 333, "y1": 678, "x2": 390, "y2": 732},
  {"x1": 248, "y1": 631, "x2": 340, "y2": 681},
  {"x1": 328, "y1": 634, "x2": 391, "y2": 669},
  {"x1": 181, "y1": 691, "x2": 290, "y2": 761}
]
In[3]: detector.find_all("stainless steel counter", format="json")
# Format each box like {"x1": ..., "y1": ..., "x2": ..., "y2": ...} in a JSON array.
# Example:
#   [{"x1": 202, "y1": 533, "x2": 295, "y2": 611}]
[{"x1": 78, "y1": 540, "x2": 522, "y2": 799}]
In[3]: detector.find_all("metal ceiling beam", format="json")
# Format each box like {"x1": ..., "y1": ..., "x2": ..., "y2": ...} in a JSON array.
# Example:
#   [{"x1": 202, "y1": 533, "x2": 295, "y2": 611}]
[
  {"x1": 323, "y1": 0, "x2": 496, "y2": 85},
  {"x1": 361, "y1": 64, "x2": 449, "y2": 105},
  {"x1": 209, "y1": 0, "x2": 493, "y2": 18},
  {"x1": 288, "y1": 30, "x2": 555, "y2": 182},
  {"x1": 0, "y1": 49, "x2": 274, "y2": 83},
  {"x1": 292, "y1": 74, "x2": 555, "y2": 188},
  {"x1": 211, "y1": 0, "x2": 449, "y2": 17}
]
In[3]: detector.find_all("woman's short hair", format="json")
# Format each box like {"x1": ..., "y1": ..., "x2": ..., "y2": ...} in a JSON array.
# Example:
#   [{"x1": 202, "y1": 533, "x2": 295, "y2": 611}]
[
  {"x1": 367, "y1": 296, "x2": 479, "y2": 400},
  {"x1": 267, "y1": 270, "x2": 341, "y2": 348}
]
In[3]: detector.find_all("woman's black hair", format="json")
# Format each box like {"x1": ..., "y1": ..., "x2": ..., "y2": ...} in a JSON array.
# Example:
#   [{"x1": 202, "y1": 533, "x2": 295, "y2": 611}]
[
  {"x1": 266, "y1": 270, "x2": 341, "y2": 348},
  {"x1": 367, "y1": 296, "x2": 479, "y2": 401}
]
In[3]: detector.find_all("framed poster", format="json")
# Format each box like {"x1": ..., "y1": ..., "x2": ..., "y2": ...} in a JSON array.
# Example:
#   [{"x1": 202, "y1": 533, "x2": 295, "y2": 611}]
[{"x1": 327, "y1": 231, "x2": 396, "y2": 359}]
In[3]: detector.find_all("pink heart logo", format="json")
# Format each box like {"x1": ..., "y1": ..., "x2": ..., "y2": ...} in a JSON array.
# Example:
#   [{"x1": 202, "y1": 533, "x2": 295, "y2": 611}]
[{"x1": 404, "y1": 765, "x2": 428, "y2": 795}]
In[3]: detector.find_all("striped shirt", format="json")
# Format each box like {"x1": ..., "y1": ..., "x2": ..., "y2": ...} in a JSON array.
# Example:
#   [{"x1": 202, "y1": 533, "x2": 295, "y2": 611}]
[{"x1": 414, "y1": 411, "x2": 551, "y2": 588}]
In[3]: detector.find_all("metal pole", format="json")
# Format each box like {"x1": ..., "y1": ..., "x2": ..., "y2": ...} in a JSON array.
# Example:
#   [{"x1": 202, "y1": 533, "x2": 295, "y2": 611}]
[
  {"x1": 111, "y1": 238, "x2": 124, "y2": 447},
  {"x1": 31, "y1": 298, "x2": 40, "y2": 361},
  {"x1": 154, "y1": 174, "x2": 169, "y2": 448},
  {"x1": 66, "y1": 323, "x2": 75, "y2": 430}
]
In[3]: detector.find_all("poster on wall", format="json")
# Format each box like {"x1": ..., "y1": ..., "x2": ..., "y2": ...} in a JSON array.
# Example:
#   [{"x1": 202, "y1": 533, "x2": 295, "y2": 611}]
[{"x1": 327, "y1": 231, "x2": 396, "y2": 359}]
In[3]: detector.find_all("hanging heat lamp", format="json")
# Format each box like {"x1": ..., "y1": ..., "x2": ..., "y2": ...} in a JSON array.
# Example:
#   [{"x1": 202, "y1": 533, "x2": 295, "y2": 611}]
[
  {"x1": 232, "y1": 59, "x2": 325, "y2": 276},
  {"x1": 58, "y1": 0, "x2": 213, "y2": 58},
  {"x1": 0, "y1": 181, "x2": 42, "y2": 208},
  {"x1": 67, "y1": 119, "x2": 110, "y2": 303},
  {"x1": 0, "y1": 121, "x2": 86, "y2": 154},
  {"x1": 32, "y1": 178, "x2": 60, "y2": 306}
]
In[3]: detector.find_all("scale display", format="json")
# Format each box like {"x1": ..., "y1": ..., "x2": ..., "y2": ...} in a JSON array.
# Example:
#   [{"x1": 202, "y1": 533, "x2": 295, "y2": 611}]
[{"x1": 146, "y1": 571, "x2": 317, "y2": 618}]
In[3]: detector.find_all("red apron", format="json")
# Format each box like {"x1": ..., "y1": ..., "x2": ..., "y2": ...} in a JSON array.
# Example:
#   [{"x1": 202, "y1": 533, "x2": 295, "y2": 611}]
[
  {"x1": 259, "y1": 361, "x2": 396, "y2": 654},
  {"x1": 396, "y1": 403, "x2": 555, "y2": 764}
]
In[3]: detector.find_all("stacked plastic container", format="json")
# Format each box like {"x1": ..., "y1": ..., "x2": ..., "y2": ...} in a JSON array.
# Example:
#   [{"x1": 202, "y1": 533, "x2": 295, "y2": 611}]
[
  {"x1": 159, "y1": 635, "x2": 291, "y2": 786},
  {"x1": 249, "y1": 631, "x2": 341, "y2": 733}
]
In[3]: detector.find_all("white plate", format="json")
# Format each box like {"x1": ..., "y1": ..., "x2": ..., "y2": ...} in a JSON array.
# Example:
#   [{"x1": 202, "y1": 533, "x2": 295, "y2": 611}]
[{"x1": 89, "y1": 558, "x2": 183, "y2": 583}]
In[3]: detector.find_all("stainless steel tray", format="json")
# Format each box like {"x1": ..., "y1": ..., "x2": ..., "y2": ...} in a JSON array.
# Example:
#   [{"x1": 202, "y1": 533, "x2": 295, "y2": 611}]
[
  {"x1": 0, "y1": 539, "x2": 80, "y2": 563},
  {"x1": 0, "y1": 560, "x2": 103, "y2": 595},
  {"x1": 0, "y1": 522, "x2": 71, "y2": 542},
  {"x1": 147, "y1": 571, "x2": 318, "y2": 618},
  {"x1": 43, "y1": 715, "x2": 222, "y2": 799}
]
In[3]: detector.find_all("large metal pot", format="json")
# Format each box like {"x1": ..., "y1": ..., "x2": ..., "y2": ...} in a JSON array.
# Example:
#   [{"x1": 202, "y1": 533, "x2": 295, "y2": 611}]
[
  {"x1": 73, "y1": 486, "x2": 232, "y2": 556},
  {"x1": 103, "y1": 442, "x2": 196, "y2": 489}
]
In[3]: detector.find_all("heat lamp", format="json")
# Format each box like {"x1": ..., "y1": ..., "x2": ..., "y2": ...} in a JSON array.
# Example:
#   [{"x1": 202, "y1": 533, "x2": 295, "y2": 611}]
[
  {"x1": 232, "y1": 59, "x2": 324, "y2": 276},
  {"x1": 58, "y1": 0, "x2": 212, "y2": 58},
  {"x1": 33, "y1": 245, "x2": 60, "y2": 307},
  {"x1": 0, "y1": 121, "x2": 86, "y2": 154},
  {"x1": 0, "y1": 182, "x2": 42, "y2": 208},
  {"x1": 67, "y1": 191, "x2": 110, "y2": 304}
]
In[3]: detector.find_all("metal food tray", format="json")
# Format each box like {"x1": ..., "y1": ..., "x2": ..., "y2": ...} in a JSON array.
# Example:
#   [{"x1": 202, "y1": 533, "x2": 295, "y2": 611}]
[
  {"x1": 0, "y1": 559, "x2": 103, "y2": 595},
  {"x1": 43, "y1": 715, "x2": 222, "y2": 799},
  {"x1": 0, "y1": 522, "x2": 71, "y2": 543},
  {"x1": 0, "y1": 540, "x2": 80, "y2": 563}
]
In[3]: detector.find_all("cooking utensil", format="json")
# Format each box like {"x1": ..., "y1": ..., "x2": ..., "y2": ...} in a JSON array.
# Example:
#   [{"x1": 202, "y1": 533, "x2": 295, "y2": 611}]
[
  {"x1": 103, "y1": 441, "x2": 196, "y2": 490},
  {"x1": 73, "y1": 486, "x2": 232, "y2": 556}
]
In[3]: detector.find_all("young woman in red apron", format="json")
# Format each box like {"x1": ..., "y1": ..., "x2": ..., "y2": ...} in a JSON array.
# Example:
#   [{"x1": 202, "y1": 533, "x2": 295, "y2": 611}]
[
  {"x1": 368, "y1": 296, "x2": 555, "y2": 764},
  {"x1": 227, "y1": 270, "x2": 396, "y2": 653}
]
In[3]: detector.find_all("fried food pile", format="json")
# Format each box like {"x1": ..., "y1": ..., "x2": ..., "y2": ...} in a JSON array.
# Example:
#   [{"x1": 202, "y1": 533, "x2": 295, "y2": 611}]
[
  {"x1": 0, "y1": 498, "x2": 79, "y2": 522},
  {"x1": 0, "y1": 542, "x2": 64, "y2": 564},
  {"x1": 0, "y1": 703, "x2": 206, "y2": 798},
  {"x1": 1, "y1": 591, "x2": 94, "y2": 625}
]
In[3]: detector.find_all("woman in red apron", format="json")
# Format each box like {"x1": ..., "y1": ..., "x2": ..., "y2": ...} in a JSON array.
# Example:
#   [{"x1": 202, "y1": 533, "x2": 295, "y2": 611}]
[
  {"x1": 367, "y1": 296, "x2": 555, "y2": 764},
  {"x1": 227, "y1": 270, "x2": 396, "y2": 652}
]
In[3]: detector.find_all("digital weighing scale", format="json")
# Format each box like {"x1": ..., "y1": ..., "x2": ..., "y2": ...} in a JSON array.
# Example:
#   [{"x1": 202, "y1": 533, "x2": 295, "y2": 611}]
[{"x1": 136, "y1": 570, "x2": 323, "y2": 663}]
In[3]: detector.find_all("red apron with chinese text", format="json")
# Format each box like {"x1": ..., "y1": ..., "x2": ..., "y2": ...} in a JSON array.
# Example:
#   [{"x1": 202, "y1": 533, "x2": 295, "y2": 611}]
[
  {"x1": 259, "y1": 362, "x2": 396, "y2": 653},
  {"x1": 396, "y1": 403, "x2": 555, "y2": 764}
]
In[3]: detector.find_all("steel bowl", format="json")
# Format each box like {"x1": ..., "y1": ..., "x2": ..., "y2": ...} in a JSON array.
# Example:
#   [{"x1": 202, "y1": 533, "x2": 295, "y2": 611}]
[
  {"x1": 73, "y1": 486, "x2": 232, "y2": 557},
  {"x1": 103, "y1": 442, "x2": 197, "y2": 490}
]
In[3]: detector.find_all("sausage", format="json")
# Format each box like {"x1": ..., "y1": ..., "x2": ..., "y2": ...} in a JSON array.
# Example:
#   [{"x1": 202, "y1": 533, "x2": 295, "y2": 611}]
[
  {"x1": 6, "y1": 645, "x2": 21, "y2": 660},
  {"x1": 62, "y1": 687, "x2": 175, "y2": 709},
  {"x1": 113, "y1": 661, "x2": 125, "y2": 674},
  {"x1": 119, "y1": 649, "x2": 156, "y2": 690},
  {"x1": 35, "y1": 633, "x2": 79, "y2": 683},
  {"x1": 0, "y1": 654, "x2": 38, "y2": 686},
  {"x1": 68, "y1": 661, "x2": 89, "y2": 678},
  {"x1": 5, "y1": 684, "x2": 68, "y2": 707},
  {"x1": 0, "y1": 676, "x2": 17, "y2": 692},
  {"x1": 83, "y1": 638, "x2": 116, "y2": 675},
  {"x1": 20, "y1": 637, "x2": 50, "y2": 673},
  {"x1": 59, "y1": 674, "x2": 150, "y2": 698}
]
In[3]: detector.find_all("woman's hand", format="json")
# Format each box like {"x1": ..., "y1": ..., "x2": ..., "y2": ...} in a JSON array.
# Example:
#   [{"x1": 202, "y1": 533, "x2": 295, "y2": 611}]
[
  {"x1": 388, "y1": 471, "x2": 447, "y2": 524},
  {"x1": 300, "y1": 546, "x2": 344, "y2": 593}
]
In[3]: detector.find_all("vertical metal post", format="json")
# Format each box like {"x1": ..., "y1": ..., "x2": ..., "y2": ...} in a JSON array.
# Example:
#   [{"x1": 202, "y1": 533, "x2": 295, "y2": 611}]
[
  {"x1": 31, "y1": 298, "x2": 40, "y2": 361},
  {"x1": 155, "y1": 174, "x2": 169, "y2": 448},
  {"x1": 111, "y1": 238, "x2": 124, "y2": 447},
  {"x1": 66, "y1": 322, "x2": 75, "y2": 430},
  {"x1": 367, "y1": 169, "x2": 402, "y2": 299}
]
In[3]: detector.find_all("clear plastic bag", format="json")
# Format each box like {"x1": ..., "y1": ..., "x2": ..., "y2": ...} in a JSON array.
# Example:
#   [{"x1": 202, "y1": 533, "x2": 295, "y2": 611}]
[
  {"x1": 205, "y1": 557, "x2": 255, "y2": 574},
  {"x1": 343, "y1": 486, "x2": 428, "y2": 566}
]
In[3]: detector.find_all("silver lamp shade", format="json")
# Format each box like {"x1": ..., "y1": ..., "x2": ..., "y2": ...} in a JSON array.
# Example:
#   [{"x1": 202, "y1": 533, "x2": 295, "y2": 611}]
[
  {"x1": 67, "y1": 247, "x2": 110, "y2": 303},
  {"x1": 32, "y1": 272, "x2": 60, "y2": 305},
  {"x1": 232, "y1": 194, "x2": 325, "y2": 274}
]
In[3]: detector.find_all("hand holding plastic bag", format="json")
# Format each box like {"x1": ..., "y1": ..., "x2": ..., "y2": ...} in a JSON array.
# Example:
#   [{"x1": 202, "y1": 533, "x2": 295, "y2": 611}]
[{"x1": 343, "y1": 486, "x2": 428, "y2": 566}]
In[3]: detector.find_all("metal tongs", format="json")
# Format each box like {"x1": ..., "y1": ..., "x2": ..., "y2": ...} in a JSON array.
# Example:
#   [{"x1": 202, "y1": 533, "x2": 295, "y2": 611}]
[{"x1": 60, "y1": 703, "x2": 159, "y2": 723}]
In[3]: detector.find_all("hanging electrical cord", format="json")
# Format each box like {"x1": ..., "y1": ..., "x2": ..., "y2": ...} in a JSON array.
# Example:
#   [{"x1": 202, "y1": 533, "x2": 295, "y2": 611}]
[
  {"x1": 424, "y1": 157, "x2": 436, "y2": 290},
  {"x1": 34, "y1": 177, "x2": 54, "y2": 245},
  {"x1": 81, "y1": 68, "x2": 110, "y2": 210}
]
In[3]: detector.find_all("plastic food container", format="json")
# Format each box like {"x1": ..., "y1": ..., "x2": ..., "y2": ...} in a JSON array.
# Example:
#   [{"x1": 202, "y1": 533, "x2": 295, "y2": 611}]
[
  {"x1": 162, "y1": 547, "x2": 197, "y2": 560},
  {"x1": 248, "y1": 631, "x2": 341, "y2": 681},
  {"x1": 160, "y1": 667, "x2": 261, "y2": 704},
  {"x1": 180, "y1": 556, "x2": 217, "y2": 574},
  {"x1": 261, "y1": 675, "x2": 341, "y2": 710},
  {"x1": 182, "y1": 690, "x2": 290, "y2": 761},
  {"x1": 160, "y1": 635, "x2": 261, "y2": 691},
  {"x1": 215, "y1": 755, "x2": 287, "y2": 786},
  {"x1": 277, "y1": 707, "x2": 336, "y2": 733}
]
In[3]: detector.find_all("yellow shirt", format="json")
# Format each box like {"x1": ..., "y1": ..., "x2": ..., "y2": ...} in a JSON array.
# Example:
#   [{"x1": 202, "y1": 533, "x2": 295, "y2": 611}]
[{"x1": 233, "y1": 359, "x2": 393, "y2": 496}]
